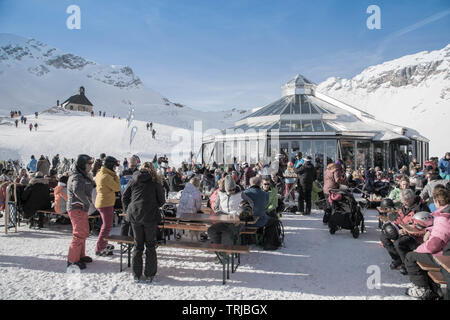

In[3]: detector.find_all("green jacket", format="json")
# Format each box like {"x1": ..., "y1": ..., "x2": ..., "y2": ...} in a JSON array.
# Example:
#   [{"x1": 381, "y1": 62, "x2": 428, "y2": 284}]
[
  {"x1": 388, "y1": 187, "x2": 402, "y2": 203},
  {"x1": 311, "y1": 181, "x2": 323, "y2": 203},
  {"x1": 266, "y1": 187, "x2": 279, "y2": 213}
]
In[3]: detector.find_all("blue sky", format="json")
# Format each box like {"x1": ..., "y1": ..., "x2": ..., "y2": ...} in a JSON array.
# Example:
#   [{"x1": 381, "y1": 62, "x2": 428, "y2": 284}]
[{"x1": 0, "y1": 0, "x2": 449, "y2": 111}]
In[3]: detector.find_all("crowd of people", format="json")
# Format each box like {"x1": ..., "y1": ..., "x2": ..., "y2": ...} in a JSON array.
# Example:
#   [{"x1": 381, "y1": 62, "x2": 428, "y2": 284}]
[{"x1": 0, "y1": 151, "x2": 449, "y2": 294}]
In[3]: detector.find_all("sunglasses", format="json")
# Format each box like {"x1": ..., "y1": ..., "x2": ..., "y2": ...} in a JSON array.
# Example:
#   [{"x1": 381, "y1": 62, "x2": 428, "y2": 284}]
[{"x1": 263, "y1": 183, "x2": 270, "y2": 186}]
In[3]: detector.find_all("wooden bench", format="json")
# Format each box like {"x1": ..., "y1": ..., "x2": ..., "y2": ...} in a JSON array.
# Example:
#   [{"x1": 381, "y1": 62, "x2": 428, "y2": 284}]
[
  {"x1": 36, "y1": 209, "x2": 100, "y2": 232},
  {"x1": 37, "y1": 209, "x2": 69, "y2": 219},
  {"x1": 417, "y1": 261, "x2": 441, "y2": 272},
  {"x1": 240, "y1": 226, "x2": 260, "y2": 245},
  {"x1": 428, "y1": 271, "x2": 446, "y2": 285},
  {"x1": 415, "y1": 255, "x2": 450, "y2": 300},
  {"x1": 104, "y1": 235, "x2": 250, "y2": 284},
  {"x1": 433, "y1": 255, "x2": 450, "y2": 273},
  {"x1": 432, "y1": 255, "x2": 450, "y2": 300},
  {"x1": 158, "y1": 223, "x2": 208, "y2": 232}
]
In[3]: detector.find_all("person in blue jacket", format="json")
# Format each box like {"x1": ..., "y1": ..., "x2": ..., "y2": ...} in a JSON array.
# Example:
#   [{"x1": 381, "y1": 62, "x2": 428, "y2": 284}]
[
  {"x1": 27, "y1": 155, "x2": 37, "y2": 173},
  {"x1": 438, "y1": 152, "x2": 450, "y2": 180},
  {"x1": 294, "y1": 152, "x2": 304, "y2": 169},
  {"x1": 243, "y1": 176, "x2": 269, "y2": 228}
]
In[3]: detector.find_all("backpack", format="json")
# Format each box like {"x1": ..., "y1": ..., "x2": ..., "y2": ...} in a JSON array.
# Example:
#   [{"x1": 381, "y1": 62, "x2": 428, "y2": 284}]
[{"x1": 262, "y1": 218, "x2": 284, "y2": 250}]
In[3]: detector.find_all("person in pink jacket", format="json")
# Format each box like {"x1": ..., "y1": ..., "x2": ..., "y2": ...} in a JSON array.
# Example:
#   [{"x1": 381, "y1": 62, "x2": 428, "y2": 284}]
[
  {"x1": 404, "y1": 187, "x2": 450, "y2": 300},
  {"x1": 208, "y1": 178, "x2": 224, "y2": 214}
]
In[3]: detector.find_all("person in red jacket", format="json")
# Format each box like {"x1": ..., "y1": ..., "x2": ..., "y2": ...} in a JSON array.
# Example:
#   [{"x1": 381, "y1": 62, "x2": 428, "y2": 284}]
[{"x1": 380, "y1": 189, "x2": 430, "y2": 275}]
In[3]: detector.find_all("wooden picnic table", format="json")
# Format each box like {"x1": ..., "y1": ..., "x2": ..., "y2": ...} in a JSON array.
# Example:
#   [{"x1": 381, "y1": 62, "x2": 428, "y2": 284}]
[
  {"x1": 119, "y1": 206, "x2": 212, "y2": 217},
  {"x1": 433, "y1": 255, "x2": 450, "y2": 273},
  {"x1": 166, "y1": 213, "x2": 258, "y2": 226},
  {"x1": 167, "y1": 198, "x2": 209, "y2": 206}
]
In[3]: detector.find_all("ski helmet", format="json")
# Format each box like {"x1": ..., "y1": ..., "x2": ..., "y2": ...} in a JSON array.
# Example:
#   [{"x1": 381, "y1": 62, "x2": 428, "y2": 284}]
[
  {"x1": 380, "y1": 198, "x2": 395, "y2": 209},
  {"x1": 412, "y1": 211, "x2": 434, "y2": 230},
  {"x1": 104, "y1": 156, "x2": 118, "y2": 171},
  {"x1": 382, "y1": 222, "x2": 399, "y2": 241}
]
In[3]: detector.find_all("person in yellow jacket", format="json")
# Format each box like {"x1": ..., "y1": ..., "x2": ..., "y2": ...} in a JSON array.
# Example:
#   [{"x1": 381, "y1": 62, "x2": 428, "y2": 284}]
[{"x1": 95, "y1": 156, "x2": 121, "y2": 256}]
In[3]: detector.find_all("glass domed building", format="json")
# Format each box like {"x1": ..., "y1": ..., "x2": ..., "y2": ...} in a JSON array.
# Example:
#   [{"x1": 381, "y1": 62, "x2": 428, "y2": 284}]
[{"x1": 201, "y1": 74, "x2": 429, "y2": 176}]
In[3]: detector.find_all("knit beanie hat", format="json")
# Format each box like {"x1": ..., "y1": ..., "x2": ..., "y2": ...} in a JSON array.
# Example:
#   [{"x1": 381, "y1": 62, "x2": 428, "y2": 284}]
[{"x1": 224, "y1": 175, "x2": 236, "y2": 193}]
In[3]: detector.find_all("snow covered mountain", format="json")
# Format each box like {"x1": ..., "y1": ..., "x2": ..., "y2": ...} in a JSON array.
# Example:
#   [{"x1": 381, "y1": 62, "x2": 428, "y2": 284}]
[
  {"x1": 317, "y1": 44, "x2": 450, "y2": 157},
  {"x1": 0, "y1": 33, "x2": 249, "y2": 130}
]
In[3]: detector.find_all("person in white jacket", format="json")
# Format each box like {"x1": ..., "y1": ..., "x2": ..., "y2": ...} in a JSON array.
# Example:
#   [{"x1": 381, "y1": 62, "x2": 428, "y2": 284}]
[
  {"x1": 208, "y1": 175, "x2": 252, "y2": 245},
  {"x1": 177, "y1": 178, "x2": 202, "y2": 215},
  {"x1": 175, "y1": 177, "x2": 202, "y2": 240}
]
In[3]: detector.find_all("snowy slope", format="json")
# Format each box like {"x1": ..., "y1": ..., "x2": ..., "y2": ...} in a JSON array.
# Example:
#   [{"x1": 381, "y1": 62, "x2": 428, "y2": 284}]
[
  {"x1": 0, "y1": 109, "x2": 196, "y2": 166},
  {"x1": 317, "y1": 44, "x2": 450, "y2": 157},
  {"x1": 0, "y1": 33, "x2": 249, "y2": 130},
  {"x1": 0, "y1": 209, "x2": 416, "y2": 300}
]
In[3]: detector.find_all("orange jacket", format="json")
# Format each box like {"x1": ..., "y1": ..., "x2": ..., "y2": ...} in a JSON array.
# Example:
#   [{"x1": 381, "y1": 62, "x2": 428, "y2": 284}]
[{"x1": 54, "y1": 185, "x2": 68, "y2": 214}]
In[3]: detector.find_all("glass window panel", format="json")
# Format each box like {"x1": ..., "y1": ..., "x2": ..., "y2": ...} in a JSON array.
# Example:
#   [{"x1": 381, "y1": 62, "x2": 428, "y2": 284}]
[
  {"x1": 374, "y1": 142, "x2": 384, "y2": 170},
  {"x1": 291, "y1": 120, "x2": 301, "y2": 132},
  {"x1": 301, "y1": 141, "x2": 312, "y2": 157},
  {"x1": 301, "y1": 102, "x2": 310, "y2": 114},
  {"x1": 216, "y1": 142, "x2": 224, "y2": 164},
  {"x1": 326, "y1": 140, "x2": 337, "y2": 166},
  {"x1": 246, "y1": 140, "x2": 251, "y2": 163},
  {"x1": 239, "y1": 141, "x2": 246, "y2": 162},
  {"x1": 270, "y1": 121, "x2": 280, "y2": 130},
  {"x1": 341, "y1": 140, "x2": 354, "y2": 170},
  {"x1": 292, "y1": 103, "x2": 300, "y2": 114},
  {"x1": 258, "y1": 138, "x2": 266, "y2": 163},
  {"x1": 323, "y1": 122, "x2": 335, "y2": 132},
  {"x1": 356, "y1": 141, "x2": 371, "y2": 170},
  {"x1": 203, "y1": 143, "x2": 213, "y2": 164},
  {"x1": 302, "y1": 120, "x2": 313, "y2": 132},
  {"x1": 282, "y1": 104, "x2": 291, "y2": 114},
  {"x1": 280, "y1": 141, "x2": 289, "y2": 159},
  {"x1": 310, "y1": 104, "x2": 319, "y2": 114},
  {"x1": 225, "y1": 141, "x2": 233, "y2": 165},
  {"x1": 313, "y1": 140, "x2": 325, "y2": 181},
  {"x1": 250, "y1": 140, "x2": 258, "y2": 164},
  {"x1": 292, "y1": 141, "x2": 300, "y2": 153},
  {"x1": 316, "y1": 106, "x2": 329, "y2": 114},
  {"x1": 312, "y1": 120, "x2": 324, "y2": 132},
  {"x1": 280, "y1": 120, "x2": 290, "y2": 132}
]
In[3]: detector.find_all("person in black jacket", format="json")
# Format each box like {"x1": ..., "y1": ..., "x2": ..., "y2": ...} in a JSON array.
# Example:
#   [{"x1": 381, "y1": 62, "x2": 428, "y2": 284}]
[
  {"x1": 295, "y1": 156, "x2": 316, "y2": 215},
  {"x1": 122, "y1": 162, "x2": 165, "y2": 283},
  {"x1": 167, "y1": 168, "x2": 184, "y2": 192},
  {"x1": 119, "y1": 155, "x2": 140, "y2": 237},
  {"x1": 21, "y1": 172, "x2": 51, "y2": 228}
]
